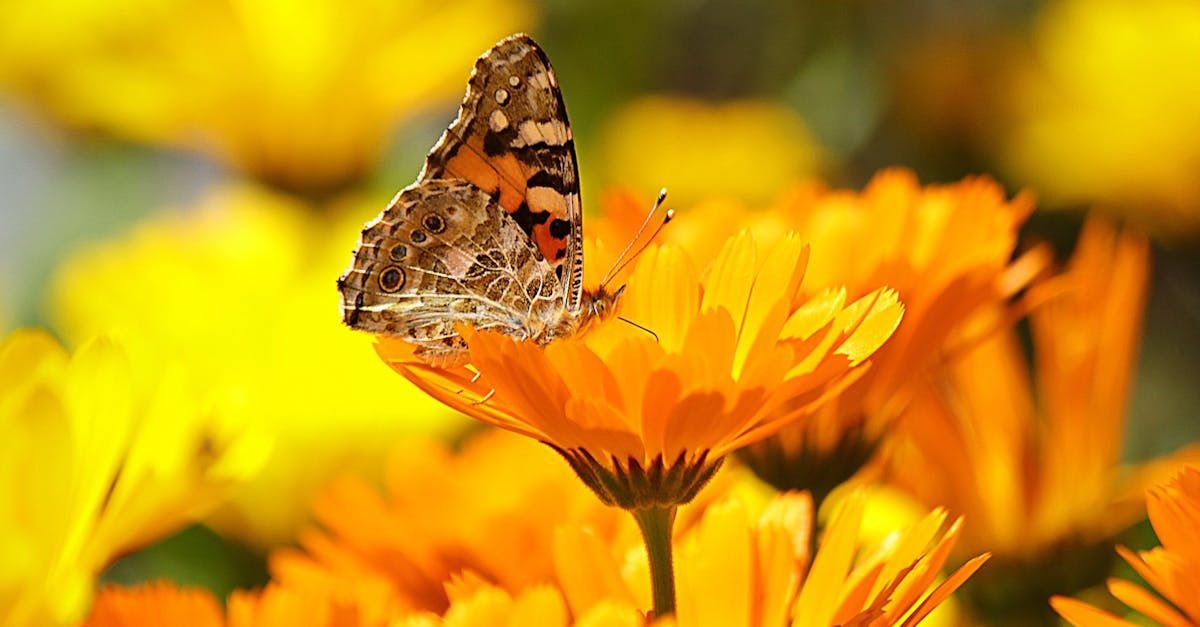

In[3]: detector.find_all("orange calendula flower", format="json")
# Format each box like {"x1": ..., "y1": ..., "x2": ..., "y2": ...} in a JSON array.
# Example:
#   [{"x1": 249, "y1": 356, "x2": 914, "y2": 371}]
[
  {"x1": 83, "y1": 579, "x2": 633, "y2": 627},
  {"x1": 1052, "y1": 465, "x2": 1200, "y2": 626},
  {"x1": 375, "y1": 231, "x2": 900, "y2": 617},
  {"x1": 84, "y1": 582, "x2": 224, "y2": 627},
  {"x1": 377, "y1": 233, "x2": 901, "y2": 510},
  {"x1": 595, "y1": 169, "x2": 1042, "y2": 508},
  {"x1": 270, "y1": 421, "x2": 756, "y2": 617},
  {"x1": 890, "y1": 217, "x2": 1200, "y2": 618},
  {"x1": 269, "y1": 430, "x2": 624, "y2": 614},
  {"x1": 84, "y1": 579, "x2": 400, "y2": 627}
]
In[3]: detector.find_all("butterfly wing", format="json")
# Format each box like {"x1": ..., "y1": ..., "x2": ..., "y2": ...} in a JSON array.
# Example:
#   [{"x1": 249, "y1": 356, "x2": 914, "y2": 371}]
[
  {"x1": 339, "y1": 180, "x2": 564, "y2": 365},
  {"x1": 419, "y1": 33, "x2": 584, "y2": 313}
]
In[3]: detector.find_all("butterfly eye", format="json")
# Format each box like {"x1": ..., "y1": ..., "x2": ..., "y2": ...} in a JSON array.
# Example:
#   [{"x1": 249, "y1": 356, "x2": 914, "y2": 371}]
[
  {"x1": 389, "y1": 244, "x2": 408, "y2": 262},
  {"x1": 423, "y1": 214, "x2": 447, "y2": 234},
  {"x1": 379, "y1": 266, "x2": 406, "y2": 293}
]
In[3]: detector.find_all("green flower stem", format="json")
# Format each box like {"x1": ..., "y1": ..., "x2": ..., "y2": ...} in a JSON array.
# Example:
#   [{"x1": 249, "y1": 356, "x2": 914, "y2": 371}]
[{"x1": 632, "y1": 505, "x2": 678, "y2": 618}]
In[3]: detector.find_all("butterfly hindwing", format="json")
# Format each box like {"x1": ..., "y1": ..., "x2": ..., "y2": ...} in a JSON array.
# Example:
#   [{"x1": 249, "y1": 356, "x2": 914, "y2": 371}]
[
  {"x1": 339, "y1": 180, "x2": 564, "y2": 365},
  {"x1": 420, "y1": 33, "x2": 584, "y2": 312}
]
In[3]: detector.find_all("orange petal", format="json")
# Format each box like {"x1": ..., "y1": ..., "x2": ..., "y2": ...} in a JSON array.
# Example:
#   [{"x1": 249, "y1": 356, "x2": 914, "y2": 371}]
[{"x1": 1050, "y1": 596, "x2": 1136, "y2": 627}]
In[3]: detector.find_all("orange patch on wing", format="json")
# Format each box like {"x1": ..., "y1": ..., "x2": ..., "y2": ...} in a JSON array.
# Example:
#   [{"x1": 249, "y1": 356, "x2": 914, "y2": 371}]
[
  {"x1": 534, "y1": 224, "x2": 568, "y2": 259},
  {"x1": 492, "y1": 153, "x2": 528, "y2": 210},
  {"x1": 443, "y1": 142, "x2": 528, "y2": 211},
  {"x1": 445, "y1": 150, "x2": 501, "y2": 194}
]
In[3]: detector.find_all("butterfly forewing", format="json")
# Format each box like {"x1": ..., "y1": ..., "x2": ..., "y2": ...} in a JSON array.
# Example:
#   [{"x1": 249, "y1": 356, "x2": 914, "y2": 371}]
[
  {"x1": 419, "y1": 34, "x2": 584, "y2": 312},
  {"x1": 339, "y1": 180, "x2": 564, "y2": 365}
]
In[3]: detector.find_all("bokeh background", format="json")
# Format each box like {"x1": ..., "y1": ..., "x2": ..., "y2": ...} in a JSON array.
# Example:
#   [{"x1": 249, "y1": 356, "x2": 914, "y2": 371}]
[{"x1": 2, "y1": 0, "x2": 1199, "y2": 620}]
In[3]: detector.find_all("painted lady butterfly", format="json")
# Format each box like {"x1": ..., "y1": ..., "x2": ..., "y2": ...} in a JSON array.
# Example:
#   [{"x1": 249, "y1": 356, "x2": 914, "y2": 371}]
[{"x1": 339, "y1": 34, "x2": 666, "y2": 365}]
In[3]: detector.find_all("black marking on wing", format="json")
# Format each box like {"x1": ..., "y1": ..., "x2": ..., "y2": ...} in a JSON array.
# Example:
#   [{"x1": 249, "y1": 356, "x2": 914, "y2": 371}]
[
  {"x1": 526, "y1": 170, "x2": 580, "y2": 195},
  {"x1": 549, "y1": 218, "x2": 571, "y2": 239},
  {"x1": 510, "y1": 200, "x2": 552, "y2": 234},
  {"x1": 483, "y1": 125, "x2": 520, "y2": 157}
]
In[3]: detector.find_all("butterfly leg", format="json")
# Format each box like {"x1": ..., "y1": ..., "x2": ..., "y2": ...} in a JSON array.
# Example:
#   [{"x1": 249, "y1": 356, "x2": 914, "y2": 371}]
[{"x1": 453, "y1": 370, "x2": 484, "y2": 396}]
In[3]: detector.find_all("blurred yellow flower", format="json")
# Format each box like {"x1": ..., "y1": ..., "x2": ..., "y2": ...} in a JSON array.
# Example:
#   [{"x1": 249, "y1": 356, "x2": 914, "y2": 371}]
[
  {"x1": 377, "y1": 233, "x2": 901, "y2": 511},
  {"x1": 1003, "y1": 0, "x2": 1200, "y2": 234},
  {"x1": 1053, "y1": 465, "x2": 1200, "y2": 626},
  {"x1": 598, "y1": 169, "x2": 1042, "y2": 507},
  {"x1": 596, "y1": 96, "x2": 822, "y2": 207},
  {"x1": 0, "y1": 329, "x2": 262, "y2": 627},
  {"x1": 554, "y1": 490, "x2": 987, "y2": 626},
  {"x1": 890, "y1": 217, "x2": 1200, "y2": 617},
  {"x1": 50, "y1": 185, "x2": 462, "y2": 547},
  {"x1": 0, "y1": 0, "x2": 534, "y2": 192}
]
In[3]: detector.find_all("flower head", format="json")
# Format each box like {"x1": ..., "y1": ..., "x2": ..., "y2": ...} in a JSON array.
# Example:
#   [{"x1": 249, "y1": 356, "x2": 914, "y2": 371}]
[
  {"x1": 50, "y1": 185, "x2": 461, "y2": 546},
  {"x1": 269, "y1": 430, "x2": 624, "y2": 614},
  {"x1": 0, "y1": 0, "x2": 533, "y2": 192},
  {"x1": 377, "y1": 232, "x2": 901, "y2": 509},
  {"x1": 597, "y1": 170, "x2": 1040, "y2": 504},
  {"x1": 889, "y1": 217, "x2": 1200, "y2": 616},
  {"x1": 1053, "y1": 465, "x2": 1200, "y2": 626},
  {"x1": 0, "y1": 329, "x2": 261, "y2": 626}
]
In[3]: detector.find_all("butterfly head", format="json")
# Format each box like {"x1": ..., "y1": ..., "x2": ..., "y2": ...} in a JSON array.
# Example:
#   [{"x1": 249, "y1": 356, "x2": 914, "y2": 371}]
[{"x1": 584, "y1": 284, "x2": 626, "y2": 323}]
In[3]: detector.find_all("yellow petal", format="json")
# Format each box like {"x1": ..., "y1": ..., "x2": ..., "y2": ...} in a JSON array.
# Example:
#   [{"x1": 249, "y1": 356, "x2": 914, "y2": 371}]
[
  {"x1": 794, "y1": 490, "x2": 866, "y2": 625},
  {"x1": 701, "y1": 230, "x2": 757, "y2": 331},
  {"x1": 676, "y1": 500, "x2": 753, "y2": 627},
  {"x1": 835, "y1": 288, "x2": 904, "y2": 366}
]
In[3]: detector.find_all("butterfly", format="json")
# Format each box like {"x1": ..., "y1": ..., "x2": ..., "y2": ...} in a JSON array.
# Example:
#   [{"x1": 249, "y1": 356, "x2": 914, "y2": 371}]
[{"x1": 339, "y1": 33, "x2": 667, "y2": 366}]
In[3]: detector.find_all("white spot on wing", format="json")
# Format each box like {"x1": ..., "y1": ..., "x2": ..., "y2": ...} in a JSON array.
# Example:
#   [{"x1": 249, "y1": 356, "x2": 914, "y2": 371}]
[
  {"x1": 515, "y1": 119, "x2": 568, "y2": 147},
  {"x1": 489, "y1": 109, "x2": 509, "y2": 132}
]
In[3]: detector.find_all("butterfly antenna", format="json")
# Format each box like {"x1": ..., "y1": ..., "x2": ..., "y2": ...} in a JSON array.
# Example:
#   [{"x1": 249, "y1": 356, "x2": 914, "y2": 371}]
[
  {"x1": 603, "y1": 208, "x2": 674, "y2": 287},
  {"x1": 600, "y1": 188, "x2": 673, "y2": 287},
  {"x1": 617, "y1": 316, "x2": 660, "y2": 343}
]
